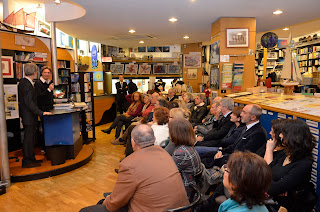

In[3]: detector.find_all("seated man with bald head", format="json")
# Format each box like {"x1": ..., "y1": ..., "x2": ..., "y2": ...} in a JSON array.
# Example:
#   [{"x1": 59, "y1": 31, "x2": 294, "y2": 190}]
[{"x1": 81, "y1": 124, "x2": 189, "y2": 212}]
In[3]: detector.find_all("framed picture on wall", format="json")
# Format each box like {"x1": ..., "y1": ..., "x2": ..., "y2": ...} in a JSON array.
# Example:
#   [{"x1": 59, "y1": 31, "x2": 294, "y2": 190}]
[
  {"x1": 138, "y1": 64, "x2": 151, "y2": 74},
  {"x1": 167, "y1": 65, "x2": 180, "y2": 74},
  {"x1": 1, "y1": 56, "x2": 14, "y2": 78},
  {"x1": 125, "y1": 64, "x2": 138, "y2": 74},
  {"x1": 187, "y1": 69, "x2": 198, "y2": 80},
  {"x1": 153, "y1": 65, "x2": 167, "y2": 74},
  {"x1": 138, "y1": 47, "x2": 146, "y2": 52},
  {"x1": 184, "y1": 54, "x2": 201, "y2": 68},
  {"x1": 226, "y1": 28, "x2": 249, "y2": 48},
  {"x1": 110, "y1": 64, "x2": 124, "y2": 75},
  {"x1": 210, "y1": 40, "x2": 220, "y2": 64}
]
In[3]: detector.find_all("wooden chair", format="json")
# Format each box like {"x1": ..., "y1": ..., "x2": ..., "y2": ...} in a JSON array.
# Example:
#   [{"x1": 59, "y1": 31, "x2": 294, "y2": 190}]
[{"x1": 166, "y1": 184, "x2": 201, "y2": 212}]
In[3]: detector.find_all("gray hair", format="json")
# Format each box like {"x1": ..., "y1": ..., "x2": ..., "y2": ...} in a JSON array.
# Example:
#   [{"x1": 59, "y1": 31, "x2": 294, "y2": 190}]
[
  {"x1": 197, "y1": 94, "x2": 206, "y2": 101},
  {"x1": 221, "y1": 97, "x2": 234, "y2": 111},
  {"x1": 212, "y1": 100, "x2": 220, "y2": 108},
  {"x1": 168, "y1": 88, "x2": 176, "y2": 93},
  {"x1": 131, "y1": 124, "x2": 155, "y2": 147},
  {"x1": 144, "y1": 94, "x2": 152, "y2": 101},
  {"x1": 249, "y1": 104, "x2": 262, "y2": 120},
  {"x1": 184, "y1": 92, "x2": 194, "y2": 101},
  {"x1": 24, "y1": 63, "x2": 38, "y2": 76}
]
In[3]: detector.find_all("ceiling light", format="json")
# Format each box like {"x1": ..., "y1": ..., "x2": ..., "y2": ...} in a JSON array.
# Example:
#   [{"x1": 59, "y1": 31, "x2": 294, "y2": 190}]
[
  {"x1": 283, "y1": 28, "x2": 289, "y2": 31},
  {"x1": 139, "y1": 41, "x2": 144, "y2": 44},
  {"x1": 36, "y1": 4, "x2": 42, "y2": 9},
  {"x1": 129, "y1": 29, "x2": 135, "y2": 33},
  {"x1": 183, "y1": 36, "x2": 189, "y2": 39},
  {"x1": 169, "y1": 17, "x2": 178, "y2": 22},
  {"x1": 273, "y1": 10, "x2": 283, "y2": 15},
  {"x1": 54, "y1": 0, "x2": 61, "y2": 4}
]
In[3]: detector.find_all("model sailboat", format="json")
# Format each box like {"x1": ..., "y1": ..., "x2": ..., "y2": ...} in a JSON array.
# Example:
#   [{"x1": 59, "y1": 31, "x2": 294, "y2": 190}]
[{"x1": 281, "y1": 33, "x2": 302, "y2": 86}]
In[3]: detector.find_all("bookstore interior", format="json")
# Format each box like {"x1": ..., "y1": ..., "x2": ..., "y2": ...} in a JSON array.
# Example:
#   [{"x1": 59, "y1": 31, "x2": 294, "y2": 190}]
[{"x1": 1, "y1": 0, "x2": 320, "y2": 211}]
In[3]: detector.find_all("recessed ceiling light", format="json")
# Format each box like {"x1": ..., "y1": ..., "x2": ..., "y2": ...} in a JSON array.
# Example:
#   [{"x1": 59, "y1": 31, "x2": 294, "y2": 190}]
[
  {"x1": 169, "y1": 17, "x2": 178, "y2": 22},
  {"x1": 129, "y1": 29, "x2": 135, "y2": 33},
  {"x1": 54, "y1": 0, "x2": 61, "y2": 4},
  {"x1": 273, "y1": 10, "x2": 283, "y2": 15},
  {"x1": 139, "y1": 41, "x2": 144, "y2": 44},
  {"x1": 283, "y1": 28, "x2": 289, "y2": 31},
  {"x1": 183, "y1": 36, "x2": 189, "y2": 39}
]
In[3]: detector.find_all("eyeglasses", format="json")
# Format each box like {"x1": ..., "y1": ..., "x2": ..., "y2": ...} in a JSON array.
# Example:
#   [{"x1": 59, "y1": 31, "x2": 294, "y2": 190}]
[{"x1": 223, "y1": 164, "x2": 229, "y2": 173}]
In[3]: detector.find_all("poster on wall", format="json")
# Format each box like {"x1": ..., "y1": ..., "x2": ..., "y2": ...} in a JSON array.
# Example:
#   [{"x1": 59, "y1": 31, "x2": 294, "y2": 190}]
[
  {"x1": 167, "y1": 65, "x2": 180, "y2": 74},
  {"x1": 2, "y1": 56, "x2": 14, "y2": 78},
  {"x1": 187, "y1": 69, "x2": 198, "y2": 80},
  {"x1": 89, "y1": 42, "x2": 100, "y2": 53},
  {"x1": 226, "y1": 28, "x2": 249, "y2": 48},
  {"x1": 93, "y1": 71, "x2": 103, "y2": 81},
  {"x1": 153, "y1": 65, "x2": 166, "y2": 74},
  {"x1": 38, "y1": 20, "x2": 51, "y2": 36},
  {"x1": 125, "y1": 64, "x2": 138, "y2": 74},
  {"x1": 210, "y1": 67, "x2": 219, "y2": 89},
  {"x1": 91, "y1": 45, "x2": 98, "y2": 69},
  {"x1": 110, "y1": 64, "x2": 124, "y2": 74},
  {"x1": 210, "y1": 40, "x2": 220, "y2": 64},
  {"x1": 221, "y1": 63, "x2": 233, "y2": 89},
  {"x1": 138, "y1": 64, "x2": 151, "y2": 74},
  {"x1": 184, "y1": 54, "x2": 201, "y2": 68},
  {"x1": 232, "y1": 63, "x2": 244, "y2": 92},
  {"x1": 4, "y1": 84, "x2": 19, "y2": 119},
  {"x1": 138, "y1": 47, "x2": 146, "y2": 52}
]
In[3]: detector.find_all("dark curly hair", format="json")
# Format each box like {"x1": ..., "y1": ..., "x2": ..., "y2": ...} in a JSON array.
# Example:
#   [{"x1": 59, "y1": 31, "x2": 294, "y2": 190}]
[
  {"x1": 281, "y1": 119, "x2": 316, "y2": 162},
  {"x1": 271, "y1": 118, "x2": 285, "y2": 147},
  {"x1": 153, "y1": 107, "x2": 170, "y2": 125},
  {"x1": 227, "y1": 151, "x2": 272, "y2": 209}
]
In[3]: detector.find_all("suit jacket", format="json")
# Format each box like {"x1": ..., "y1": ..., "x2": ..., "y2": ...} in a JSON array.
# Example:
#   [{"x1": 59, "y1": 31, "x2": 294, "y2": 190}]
[
  {"x1": 167, "y1": 95, "x2": 178, "y2": 102},
  {"x1": 189, "y1": 104, "x2": 208, "y2": 124},
  {"x1": 105, "y1": 145, "x2": 189, "y2": 212},
  {"x1": 115, "y1": 81, "x2": 128, "y2": 101},
  {"x1": 128, "y1": 82, "x2": 138, "y2": 94},
  {"x1": 203, "y1": 113, "x2": 235, "y2": 141},
  {"x1": 34, "y1": 79, "x2": 54, "y2": 111},
  {"x1": 18, "y1": 78, "x2": 43, "y2": 126},
  {"x1": 222, "y1": 122, "x2": 268, "y2": 155}
]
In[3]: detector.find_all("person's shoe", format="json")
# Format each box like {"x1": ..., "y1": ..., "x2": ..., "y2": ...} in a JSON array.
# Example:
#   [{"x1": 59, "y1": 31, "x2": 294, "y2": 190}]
[
  {"x1": 34, "y1": 159, "x2": 43, "y2": 163},
  {"x1": 114, "y1": 169, "x2": 119, "y2": 174},
  {"x1": 101, "y1": 128, "x2": 112, "y2": 134},
  {"x1": 111, "y1": 139, "x2": 125, "y2": 145},
  {"x1": 22, "y1": 162, "x2": 41, "y2": 168}
]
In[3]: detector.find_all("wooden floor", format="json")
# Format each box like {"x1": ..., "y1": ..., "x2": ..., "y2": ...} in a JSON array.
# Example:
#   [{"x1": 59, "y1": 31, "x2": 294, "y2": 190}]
[{"x1": 0, "y1": 123, "x2": 125, "y2": 212}]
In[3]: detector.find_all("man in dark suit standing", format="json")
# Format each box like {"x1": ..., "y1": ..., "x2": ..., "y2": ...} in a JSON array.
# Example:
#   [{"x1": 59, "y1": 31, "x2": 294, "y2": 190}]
[
  {"x1": 18, "y1": 63, "x2": 51, "y2": 168},
  {"x1": 115, "y1": 75, "x2": 127, "y2": 114},
  {"x1": 34, "y1": 66, "x2": 54, "y2": 112}
]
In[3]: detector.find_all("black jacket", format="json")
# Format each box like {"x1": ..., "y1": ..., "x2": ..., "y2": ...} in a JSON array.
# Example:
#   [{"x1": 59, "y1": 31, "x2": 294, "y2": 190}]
[
  {"x1": 128, "y1": 82, "x2": 138, "y2": 94},
  {"x1": 115, "y1": 81, "x2": 128, "y2": 101},
  {"x1": 203, "y1": 113, "x2": 235, "y2": 141},
  {"x1": 18, "y1": 78, "x2": 43, "y2": 126},
  {"x1": 189, "y1": 104, "x2": 207, "y2": 124},
  {"x1": 34, "y1": 79, "x2": 54, "y2": 111}
]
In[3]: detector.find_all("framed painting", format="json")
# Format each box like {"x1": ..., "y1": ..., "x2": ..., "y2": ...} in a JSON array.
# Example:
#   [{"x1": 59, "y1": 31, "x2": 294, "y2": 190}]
[
  {"x1": 2, "y1": 56, "x2": 14, "y2": 78},
  {"x1": 125, "y1": 64, "x2": 138, "y2": 74},
  {"x1": 187, "y1": 69, "x2": 198, "y2": 80},
  {"x1": 138, "y1": 64, "x2": 151, "y2": 74},
  {"x1": 226, "y1": 28, "x2": 249, "y2": 48},
  {"x1": 153, "y1": 65, "x2": 166, "y2": 74},
  {"x1": 110, "y1": 64, "x2": 124, "y2": 75},
  {"x1": 138, "y1": 47, "x2": 146, "y2": 52},
  {"x1": 210, "y1": 40, "x2": 220, "y2": 64},
  {"x1": 184, "y1": 54, "x2": 201, "y2": 68},
  {"x1": 167, "y1": 65, "x2": 180, "y2": 74}
]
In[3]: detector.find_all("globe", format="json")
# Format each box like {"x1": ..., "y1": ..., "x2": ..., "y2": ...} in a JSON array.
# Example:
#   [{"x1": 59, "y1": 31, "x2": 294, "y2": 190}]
[{"x1": 261, "y1": 32, "x2": 278, "y2": 48}]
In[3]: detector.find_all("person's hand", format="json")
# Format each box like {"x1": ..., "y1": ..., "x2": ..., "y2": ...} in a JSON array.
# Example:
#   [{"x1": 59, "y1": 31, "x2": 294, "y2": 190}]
[
  {"x1": 49, "y1": 83, "x2": 54, "y2": 91},
  {"x1": 266, "y1": 138, "x2": 277, "y2": 151},
  {"x1": 194, "y1": 126, "x2": 198, "y2": 132},
  {"x1": 43, "y1": 112, "x2": 52, "y2": 115},
  {"x1": 196, "y1": 136, "x2": 203, "y2": 142},
  {"x1": 202, "y1": 119, "x2": 205, "y2": 124},
  {"x1": 214, "y1": 151, "x2": 223, "y2": 159}
]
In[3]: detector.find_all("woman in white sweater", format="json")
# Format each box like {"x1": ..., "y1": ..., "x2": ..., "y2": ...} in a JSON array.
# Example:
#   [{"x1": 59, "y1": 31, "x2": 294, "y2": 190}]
[{"x1": 151, "y1": 107, "x2": 170, "y2": 146}]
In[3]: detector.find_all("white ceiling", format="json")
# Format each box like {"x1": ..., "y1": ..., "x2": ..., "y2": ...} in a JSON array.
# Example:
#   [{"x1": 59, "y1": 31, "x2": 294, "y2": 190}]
[{"x1": 6, "y1": 0, "x2": 320, "y2": 47}]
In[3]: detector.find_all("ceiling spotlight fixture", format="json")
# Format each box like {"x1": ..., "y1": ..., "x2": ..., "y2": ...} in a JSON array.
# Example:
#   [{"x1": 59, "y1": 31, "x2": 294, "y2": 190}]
[
  {"x1": 183, "y1": 36, "x2": 189, "y2": 39},
  {"x1": 54, "y1": 0, "x2": 61, "y2": 4},
  {"x1": 273, "y1": 10, "x2": 283, "y2": 15},
  {"x1": 36, "y1": 4, "x2": 42, "y2": 9},
  {"x1": 169, "y1": 17, "x2": 178, "y2": 22},
  {"x1": 139, "y1": 41, "x2": 144, "y2": 44},
  {"x1": 129, "y1": 29, "x2": 136, "y2": 33},
  {"x1": 283, "y1": 28, "x2": 289, "y2": 31}
]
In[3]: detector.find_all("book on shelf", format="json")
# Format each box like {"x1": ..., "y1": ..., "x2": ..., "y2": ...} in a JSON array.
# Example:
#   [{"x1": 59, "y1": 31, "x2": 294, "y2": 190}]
[
  {"x1": 84, "y1": 73, "x2": 91, "y2": 82},
  {"x1": 58, "y1": 60, "x2": 67, "y2": 68},
  {"x1": 71, "y1": 83, "x2": 80, "y2": 92},
  {"x1": 85, "y1": 93, "x2": 91, "y2": 102},
  {"x1": 71, "y1": 74, "x2": 80, "y2": 83},
  {"x1": 84, "y1": 83, "x2": 90, "y2": 92}
]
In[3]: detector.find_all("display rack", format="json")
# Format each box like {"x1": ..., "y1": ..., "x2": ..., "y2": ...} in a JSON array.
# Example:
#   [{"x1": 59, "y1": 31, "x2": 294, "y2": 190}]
[{"x1": 71, "y1": 72, "x2": 96, "y2": 143}]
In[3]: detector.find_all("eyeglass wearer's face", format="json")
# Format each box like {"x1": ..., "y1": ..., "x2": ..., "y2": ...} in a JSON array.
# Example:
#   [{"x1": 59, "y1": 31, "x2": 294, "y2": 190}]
[{"x1": 222, "y1": 164, "x2": 232, "y2": 193}]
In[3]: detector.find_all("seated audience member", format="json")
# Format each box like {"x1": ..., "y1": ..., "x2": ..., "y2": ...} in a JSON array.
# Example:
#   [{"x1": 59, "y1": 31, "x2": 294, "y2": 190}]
[
  {"x1": 182, "y1": 92, "x2": 195, "y2": 110},
  {"x1": 102, "y1": 92, "x2": 144, "y2": 141},
  {"x1": 167, "y1": 88, "x2": 178, "y2": 102},
  {"x1": 194, "y1": 100, "x2": 221, "y2": 136},
  {"x1": 152, "y1": 107, "x2": 170, "y2": 146},
  {"x1": 218, "y1": 152, "x2": 272, "y2": 212},
  {"x1": 172, "y1": 99, "x2": 188, "y2": 112},
  {"x1": 256, "y1": 118, "x2": 285, "y2": 158},
  {"x1": 189, "y1": 94, "x2": 207, "y2": 124},
  {"x1": 265, "y1": 119, "x2": 316, "y2": 211},
  {"x1": 146, "y1": 96, "x2": 169, "y2": 123},
  {"x1": 196, "y1": 97, "x2": 235, "y2": 146},
  {"x1": 80, "y1": 125, "x2": 189, "y2": 212},
  {"x1": 169, "y1": 118, "x2": 201, "y2": 198},
  {"x1": 195, "y1": 106, "x2": 245, "y2": 155},
  {"x1": 202, "y1": 104, "x2": 267, "y2": 168}
]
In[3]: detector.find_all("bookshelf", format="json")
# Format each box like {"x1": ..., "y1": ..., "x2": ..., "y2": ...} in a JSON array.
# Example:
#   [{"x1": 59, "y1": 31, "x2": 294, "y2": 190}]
[{"x1": 71, "y1": 72, "x2": 96, "y2": 143}]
